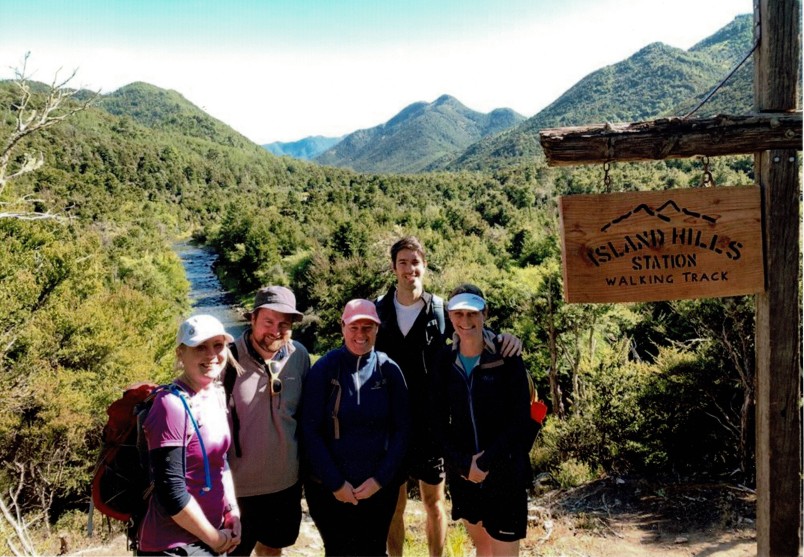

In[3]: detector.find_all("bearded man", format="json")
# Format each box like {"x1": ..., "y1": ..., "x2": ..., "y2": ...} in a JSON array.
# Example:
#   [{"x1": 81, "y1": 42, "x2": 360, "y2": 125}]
[{"x1": 224, "y1": 286, "x2": 310, "y2": 557}]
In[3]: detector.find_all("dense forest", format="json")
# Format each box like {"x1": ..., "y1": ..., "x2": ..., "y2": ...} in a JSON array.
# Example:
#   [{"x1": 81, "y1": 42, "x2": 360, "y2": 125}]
[{"x1": 0, "y1": 16, "x2": 774, "y2": 553}]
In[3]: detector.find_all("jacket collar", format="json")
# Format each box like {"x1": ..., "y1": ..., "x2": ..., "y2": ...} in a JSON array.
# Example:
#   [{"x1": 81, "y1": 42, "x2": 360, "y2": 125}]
[
  {"x1": 339, "y1": 345, "x2": 376, "y2": 370},
  {"x1": 451, "y1": 328, "x2": 498, "y2": 355}
]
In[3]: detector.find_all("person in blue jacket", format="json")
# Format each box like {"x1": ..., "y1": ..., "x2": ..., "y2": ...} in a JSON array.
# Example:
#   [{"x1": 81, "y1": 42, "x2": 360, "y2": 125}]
[
  {"x1": 435, "y1": 284, "x2": 532, "y2": 557},
  {"x1": 301, "y1": 299, "x2": 411, "y2": 557}
]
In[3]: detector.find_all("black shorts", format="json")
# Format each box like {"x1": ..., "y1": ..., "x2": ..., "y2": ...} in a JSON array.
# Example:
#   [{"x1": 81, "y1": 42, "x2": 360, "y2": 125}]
[
  {"x1": 232, "y1": 482, "x2": 302, "y2": 555},
  {"x1": 448, "y1": 475, "x2": 527, "y2": 542},
  {"x1": 408, "y1": 454, "x2": 445, "y2": 486}
]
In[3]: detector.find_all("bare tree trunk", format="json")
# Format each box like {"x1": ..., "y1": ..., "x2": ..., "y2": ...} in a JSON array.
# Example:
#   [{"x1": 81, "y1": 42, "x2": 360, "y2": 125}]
[
  {"x1": 740, "y1": 388, "x2": 755, "y2": 480},
  {"x1": 546, "y1": 280, "x2": 565, "y2": 418},
  {"x1": 0, "y1": 464, "x2": 40, "y2": 557},
  {"x1": 0, "y1": 52, "x2": 97, "y2": 220}
]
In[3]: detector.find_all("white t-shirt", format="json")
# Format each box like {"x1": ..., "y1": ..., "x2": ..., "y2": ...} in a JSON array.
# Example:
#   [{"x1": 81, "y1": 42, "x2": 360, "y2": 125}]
[{"x1": 394, "y1": 294, "x2": 425, "y2": 337}]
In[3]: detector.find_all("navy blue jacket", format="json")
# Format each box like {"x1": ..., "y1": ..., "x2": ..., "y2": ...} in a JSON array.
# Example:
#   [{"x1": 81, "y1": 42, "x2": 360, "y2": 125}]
[
  {"x1": 301, "y1": 347, "x2": 410, "y2": 492},
  {"x1": 435, "y1": 330, "x2": 532, "y2": 488}
]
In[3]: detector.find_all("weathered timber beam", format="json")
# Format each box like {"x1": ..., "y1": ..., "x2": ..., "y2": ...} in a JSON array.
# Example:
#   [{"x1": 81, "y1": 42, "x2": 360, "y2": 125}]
[{"x1": 539, "y1": 112, "x2": 802, "y2": 166}]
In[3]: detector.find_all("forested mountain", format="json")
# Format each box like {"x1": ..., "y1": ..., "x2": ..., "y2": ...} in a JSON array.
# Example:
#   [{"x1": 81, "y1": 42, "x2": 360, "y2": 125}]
[
  {"x1": 263, "y1": 135, "x2": 343, "y2": 160},
  {"x1": 446, "y1": 14, "x2": 754, "y2": 170},
  {"x1": 99, "y1": 82, "x2": 257, "y2": 150},
  {"x1": 314, "y1": 94, "x2": 525, "y2": 173}
]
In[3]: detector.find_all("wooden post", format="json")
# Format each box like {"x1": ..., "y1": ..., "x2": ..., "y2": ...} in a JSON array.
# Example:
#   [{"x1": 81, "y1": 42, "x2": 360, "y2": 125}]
[{"x1": 753, "y1": 0, "x2": 801, "y2": 555}]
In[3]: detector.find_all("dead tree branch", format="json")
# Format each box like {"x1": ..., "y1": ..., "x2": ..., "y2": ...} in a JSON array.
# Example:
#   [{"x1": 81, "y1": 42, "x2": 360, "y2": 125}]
[
  {"x1": 0, "y1": 52, "x2": 98, "y2": 221},
  {"x1": 0, "y1": 463, "x2": 40, "y2": 556}
]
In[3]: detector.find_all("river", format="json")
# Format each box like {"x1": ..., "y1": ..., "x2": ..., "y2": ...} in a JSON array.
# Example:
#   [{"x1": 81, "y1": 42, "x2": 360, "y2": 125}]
[{"x1": 174, "y1": 241, "x2": 248, "y2": 339}]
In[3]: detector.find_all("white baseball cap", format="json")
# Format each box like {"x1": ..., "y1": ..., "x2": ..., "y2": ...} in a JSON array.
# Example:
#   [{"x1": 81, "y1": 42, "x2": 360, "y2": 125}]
[{"x1": 176, "y1": 314, "x2": 234, "y2": 347}]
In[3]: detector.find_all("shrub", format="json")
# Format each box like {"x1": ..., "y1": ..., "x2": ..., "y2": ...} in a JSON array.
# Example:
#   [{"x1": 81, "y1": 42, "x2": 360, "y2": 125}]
[{"x1": 554, "y1": 458, "x2": 597, "y2": 488}]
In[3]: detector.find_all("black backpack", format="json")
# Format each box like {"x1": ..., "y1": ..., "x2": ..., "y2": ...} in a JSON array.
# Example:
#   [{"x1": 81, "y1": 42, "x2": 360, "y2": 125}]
[{"x1": 91, "y1": 382, "x2": 210, "y2": 550}]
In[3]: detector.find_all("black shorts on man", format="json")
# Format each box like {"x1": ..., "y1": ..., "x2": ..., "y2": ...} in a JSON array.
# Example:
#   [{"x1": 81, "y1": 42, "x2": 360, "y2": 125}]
[
  {"x1": 231, "y1": 482, "x2": 302, "y2": 555},
  {"x1": 408, "y1": 454, "x2": 445, "y2": 486}
]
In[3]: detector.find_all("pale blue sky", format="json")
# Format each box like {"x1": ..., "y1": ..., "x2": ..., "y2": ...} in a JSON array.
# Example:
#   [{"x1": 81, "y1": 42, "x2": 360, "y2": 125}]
[{"x1": 1, "y1": 0, "x2": 752, "y2": 143}]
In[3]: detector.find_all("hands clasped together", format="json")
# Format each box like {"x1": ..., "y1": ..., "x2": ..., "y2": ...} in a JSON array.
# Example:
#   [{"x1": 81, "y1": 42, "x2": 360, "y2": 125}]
[{"x1": 333, "y1": 477, "x2": 381, "y2": 505}]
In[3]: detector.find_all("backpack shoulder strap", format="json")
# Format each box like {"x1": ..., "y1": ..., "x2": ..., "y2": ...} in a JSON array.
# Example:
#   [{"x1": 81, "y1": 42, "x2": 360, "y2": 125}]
[
  {"x1": 374, "y1": 351, "x2": 387, "y2": 383},
  {"x1": 431, "y1": 294, "x2": 445, "y2": 334},
  {"x1": 376, "y1": 351, "x2": 389, "y2": 366},
  {"x1": 328, "y1": 355, "x2": 342, "y2": 440},
  {"x1": 224, "y1": 342, "x2": 243, "y2": 457},
  {"x1": 166, "y1": 384, "x2": 212, "y2": 493},
  {"x1": 224, "y1": 342, "x2": 239, "y2": 395}
]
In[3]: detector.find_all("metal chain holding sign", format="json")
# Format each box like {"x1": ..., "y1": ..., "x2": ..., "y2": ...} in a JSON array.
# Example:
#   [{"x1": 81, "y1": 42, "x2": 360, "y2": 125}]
[
  {"x1": 602, "y1": 162, "x2": 612, "y2": 193},
  {"x1": 698, "y1": 155, "x2": 716, "y2": 187}
]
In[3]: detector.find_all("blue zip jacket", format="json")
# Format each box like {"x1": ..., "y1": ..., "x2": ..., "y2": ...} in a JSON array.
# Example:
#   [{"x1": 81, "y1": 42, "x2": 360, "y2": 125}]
[
  {"x1": 301, "y1": 346, "x2": 411, "y2": 492},
  {"x1": 435, "y1": 330, "x2": 532, "y2": 487}
]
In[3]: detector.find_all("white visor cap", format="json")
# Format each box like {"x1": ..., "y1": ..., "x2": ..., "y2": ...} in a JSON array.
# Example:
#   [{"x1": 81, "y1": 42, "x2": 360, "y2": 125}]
[{"x1": 446, "y1": 293, "x2": 486, "y2": 312}]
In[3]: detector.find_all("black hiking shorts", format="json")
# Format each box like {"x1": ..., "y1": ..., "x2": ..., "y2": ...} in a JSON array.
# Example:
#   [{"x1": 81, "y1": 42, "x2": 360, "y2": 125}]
[
  {"x1": 448, "y1": 473, "x2": 527, "y2": 542},
  {"x1": 409, "y1": 454, "x2": 446, "y2": 485}
]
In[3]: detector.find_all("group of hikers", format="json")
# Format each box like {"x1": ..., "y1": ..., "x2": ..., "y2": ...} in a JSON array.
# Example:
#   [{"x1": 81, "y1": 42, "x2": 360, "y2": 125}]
[{"x1": 136, "y1": 236, "x2": 537, "y2": 557}]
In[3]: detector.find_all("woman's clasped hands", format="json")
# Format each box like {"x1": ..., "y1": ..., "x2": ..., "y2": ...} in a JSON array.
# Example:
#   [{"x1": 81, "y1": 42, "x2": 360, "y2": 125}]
[{"x1": 333, "y1": 477, "x2": 382, "y2": 505}]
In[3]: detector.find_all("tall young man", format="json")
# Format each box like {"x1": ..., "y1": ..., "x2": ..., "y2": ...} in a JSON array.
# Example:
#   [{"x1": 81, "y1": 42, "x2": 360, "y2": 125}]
[
  {"x1": 225, "y1": 286, "x2": 310, "y2": 557},
  {"x1": 376, "y1": 237, "x2": 521, "y2": 556}
]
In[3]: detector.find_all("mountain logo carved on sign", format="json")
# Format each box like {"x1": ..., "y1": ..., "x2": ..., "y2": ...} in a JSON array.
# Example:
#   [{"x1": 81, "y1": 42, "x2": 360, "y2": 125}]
[{"x1": 600, "y1": 200, "x2": 718, "y2": 232}]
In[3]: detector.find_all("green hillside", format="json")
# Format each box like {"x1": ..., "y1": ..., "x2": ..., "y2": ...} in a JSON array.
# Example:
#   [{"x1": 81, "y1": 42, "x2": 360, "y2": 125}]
[
  {"x1": 448, "y1": 14, "x2": 754, "y2": 170},
  {"x1": 314, "y1": 94, "x2": 525, "y2": 173},
  {"x1": 99, "y1": 81, "x2": 256, "y2": 150}
]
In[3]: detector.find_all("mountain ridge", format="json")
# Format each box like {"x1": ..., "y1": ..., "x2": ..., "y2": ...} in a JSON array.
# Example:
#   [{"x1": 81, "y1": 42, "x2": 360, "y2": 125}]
[
  {"x1": 89, "y1": 13, "x2": 756, "y2": 175},
  {"x1": 99, "y1": 81, "x2": 259, "y2": 152},
  {"x1": 445, "y1": 14, "x2": 754, "y2": 171},
  {"x1": 313, "y1": 94, "x2": 525, "y2": 174},
  {"x1": 263, "y1": 135, "x2": 343, "y2": 160}
]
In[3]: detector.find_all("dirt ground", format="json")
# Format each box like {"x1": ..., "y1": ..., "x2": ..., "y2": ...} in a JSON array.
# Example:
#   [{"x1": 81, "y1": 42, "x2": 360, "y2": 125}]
[
  {"x1": 521, "y1": 476, "x2": 757, "y2": 556},
  {"x1": 72, "y1": 477, "x2": 758, "y2": 556}
]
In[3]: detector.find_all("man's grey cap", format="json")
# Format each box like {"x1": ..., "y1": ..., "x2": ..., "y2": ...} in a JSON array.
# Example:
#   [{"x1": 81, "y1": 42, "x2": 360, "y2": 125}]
[{"x1": 250, "y1": 285, "x2": 303, "y2": 322}]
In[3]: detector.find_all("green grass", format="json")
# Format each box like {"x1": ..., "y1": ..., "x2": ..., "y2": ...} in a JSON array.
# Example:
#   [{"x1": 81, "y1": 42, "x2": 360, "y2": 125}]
[{"x1": 401, "y1": 519, "x2": 470, "y2": 557}]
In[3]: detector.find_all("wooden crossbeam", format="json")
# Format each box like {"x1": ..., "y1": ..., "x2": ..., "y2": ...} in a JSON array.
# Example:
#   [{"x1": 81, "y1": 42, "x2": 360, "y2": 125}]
[{"x1": 539, "y1": 112, "x2": 802, "y2": 166}]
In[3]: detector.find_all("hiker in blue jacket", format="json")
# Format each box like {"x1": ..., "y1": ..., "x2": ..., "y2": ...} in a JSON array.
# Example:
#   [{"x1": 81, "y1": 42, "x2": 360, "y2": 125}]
[
  {"x1": 301, "y1": 299, "x2": 411, "y2": 557},
  {"x1": 435, "y1": 284, "x2": 532, "y2": 557}
]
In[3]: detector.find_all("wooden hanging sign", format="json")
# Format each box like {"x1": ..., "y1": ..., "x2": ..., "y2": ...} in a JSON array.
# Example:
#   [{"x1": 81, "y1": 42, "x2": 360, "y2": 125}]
[{"x1": 559, "y1": 185, "x2": 764, "y2": 303}]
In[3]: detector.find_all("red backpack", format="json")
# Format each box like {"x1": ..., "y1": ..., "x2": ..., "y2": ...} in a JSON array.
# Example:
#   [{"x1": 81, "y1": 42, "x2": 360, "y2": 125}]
[
  {"x1": 91, "y1": 382, "x2": 210, "y2": 549},
  {"x1": 91, "y1": 383, "x2": 159, "y2": 526}
]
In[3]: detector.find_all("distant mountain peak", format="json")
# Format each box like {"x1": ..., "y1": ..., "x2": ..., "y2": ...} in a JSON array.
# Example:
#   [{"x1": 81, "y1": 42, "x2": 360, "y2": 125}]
[
  {"x1": 314, "y1": 95, "x2": 524, "y2": 173},
  {"x1": 262, "y1": 135, "x2": 343, "y2": 160},
  {"x1": 434, "y1": 94, "x2": 459, "y2": 105}
]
